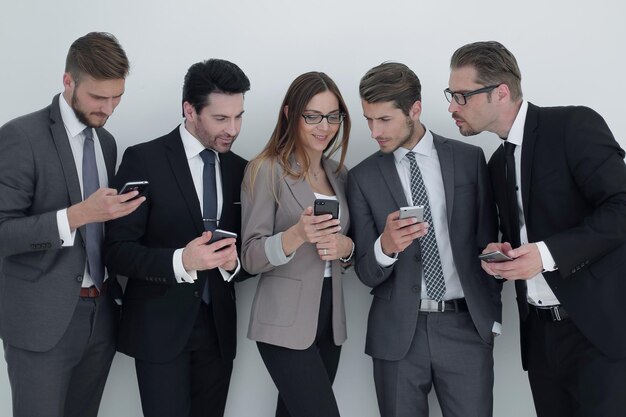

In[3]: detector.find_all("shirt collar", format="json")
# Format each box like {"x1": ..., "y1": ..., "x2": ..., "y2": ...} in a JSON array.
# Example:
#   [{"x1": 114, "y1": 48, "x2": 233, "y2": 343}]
[
  {"x1": 179, "y1": 122, "x2": 219, "y2": 162},
  {"x1": 58, "y1": 93, "x2": 88, "y2": 138},
  {"x1": 506, "y1": 100, "x2": 528, "y2": 147},
  {"x1": 393, "y1": 126, "x2": 434, "y2": 164}
]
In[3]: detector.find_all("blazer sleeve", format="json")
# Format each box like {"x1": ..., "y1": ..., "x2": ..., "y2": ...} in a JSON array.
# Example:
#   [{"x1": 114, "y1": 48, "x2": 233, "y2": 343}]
[
  {"x1": 346, "y1": 168, "x2": 394, "y2": 288},
  {"x1": 241, "y1": 160, "x2": 284, "y2": 275},
  {"x1": 544, "y1": 107, "x2": 626, "y2": 276},
  {"x1": 104, "y1": 146, "x2": 177, "y2": 284},
  {"x1": 0, "y1": 120, "x2": 62, "y2": 258}
]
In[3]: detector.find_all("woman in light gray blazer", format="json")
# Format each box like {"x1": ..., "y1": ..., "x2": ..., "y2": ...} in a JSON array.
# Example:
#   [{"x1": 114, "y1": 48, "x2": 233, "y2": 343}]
[{"x1": 241, "y1": 72, "x2": 353, "y2": 417}]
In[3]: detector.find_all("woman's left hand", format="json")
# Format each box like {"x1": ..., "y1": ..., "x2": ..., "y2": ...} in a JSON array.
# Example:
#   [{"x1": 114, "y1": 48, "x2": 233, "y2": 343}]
[{"x1": 316, "y1": 234, "x2": 353, "y2": 261}]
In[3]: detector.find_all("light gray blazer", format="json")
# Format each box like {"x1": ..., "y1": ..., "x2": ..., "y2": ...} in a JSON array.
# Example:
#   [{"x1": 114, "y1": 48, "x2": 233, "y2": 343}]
[
  {"x1": 0, "y1": 95, "x2": 117, "y2": 351},
  {"x1": 241, "y1": 157, "x2": 348, "y2": 350}
]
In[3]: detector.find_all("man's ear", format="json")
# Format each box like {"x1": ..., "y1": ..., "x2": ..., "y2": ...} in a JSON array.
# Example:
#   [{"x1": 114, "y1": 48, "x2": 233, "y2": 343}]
[
  {"x1": 409, "y1": 100, "x2": 422, "y2": 121},
  {"x1": 183, "y1": 101, "x2": 196, "y2": 120}
]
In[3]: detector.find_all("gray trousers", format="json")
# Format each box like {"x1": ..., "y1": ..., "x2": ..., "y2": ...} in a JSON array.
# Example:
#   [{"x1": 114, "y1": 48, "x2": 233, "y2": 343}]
[
  {"x1": 3, "y1": 294, "x2": 117, "y2": 417},
  {"x1": 373, "y1": 311, "x2": 494, "y2": 417}
]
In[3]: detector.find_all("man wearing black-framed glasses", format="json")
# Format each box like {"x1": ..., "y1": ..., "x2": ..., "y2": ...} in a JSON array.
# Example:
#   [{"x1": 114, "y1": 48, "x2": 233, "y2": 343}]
[{"x1": 447, "y1": 40, "x2": 626, "y2": 417}]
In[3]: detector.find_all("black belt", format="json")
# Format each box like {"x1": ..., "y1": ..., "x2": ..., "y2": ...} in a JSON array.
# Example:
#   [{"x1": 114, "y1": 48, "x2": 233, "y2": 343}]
[
  {"x1": 419, "y1": 298, "x2": 468, "y2": 313},
  {"x1": 530, "y1": 304, "x2": 569, "y2": 322}
]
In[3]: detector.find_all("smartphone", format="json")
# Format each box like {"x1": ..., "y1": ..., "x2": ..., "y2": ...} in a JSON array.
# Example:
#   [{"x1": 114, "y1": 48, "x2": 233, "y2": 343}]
[
  {"x1": 208, "y1": 229, "x2": 238, "y2": 244},
  {"x1": 399, "y1": 205, "x2": 424, "y2": 222},
  {"x1": 478, "y1": 250, "x2": 513, "y2": 263},
  {"x1": 119, "y1": 181, "x2": 149, "y2": 200},
  {"x1": 314, "y1": 199, "x2": 339, "y2": 219}
]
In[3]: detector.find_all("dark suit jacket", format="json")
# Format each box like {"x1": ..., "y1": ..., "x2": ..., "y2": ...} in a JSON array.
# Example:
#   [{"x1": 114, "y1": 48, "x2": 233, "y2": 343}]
[
  {"x1": 348, "y1": 132, "x2": 501, "y2": 361},
  {"x1": 0, "y1": 94, "x2": 117, "y2": 351},
  {"x1": 489, "y1": 103, "x2": 626, "y2": 368},
  {"x1": 104, "y1": 127, "x2": 247, "y2": 363}
]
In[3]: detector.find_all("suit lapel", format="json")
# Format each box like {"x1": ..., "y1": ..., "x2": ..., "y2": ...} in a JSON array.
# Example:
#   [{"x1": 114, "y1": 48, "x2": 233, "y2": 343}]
[
  {"x1": 521, "y1": 103, "x2": 539, "y2": 218},
  {"x1": 433, "y1": 134, "x2": 454, "y2": 225},
  {"x1": 95, "y1": 128, "x2": 116, "y2": 184},
  {"x1": 218, "y1": 152, "x2": 236, "y2": 228},
  {"x1": 49, "y1": 95, "x2": 87, "y2": 242},
  {"x1": 284, "y1": 157, "x2": 314, "y2": 211},
  {"x1": 165, "y1": 129, "x2": 204, "y2": 235},
  {"x1": 377, "y1": 152, "x2": 409, "y2": 208}
]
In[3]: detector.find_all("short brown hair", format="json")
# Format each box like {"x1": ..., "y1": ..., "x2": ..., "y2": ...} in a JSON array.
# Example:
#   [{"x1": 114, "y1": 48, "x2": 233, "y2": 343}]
[
  {"x1": 359, "y1": 62, "x2": 421, "y2": 116},
  {"x1": 65, "y1": 32, "x2": 129, "y2": 83},
  {"x1": 450, "y1": 41, "x2": 523, "y2": 101}
]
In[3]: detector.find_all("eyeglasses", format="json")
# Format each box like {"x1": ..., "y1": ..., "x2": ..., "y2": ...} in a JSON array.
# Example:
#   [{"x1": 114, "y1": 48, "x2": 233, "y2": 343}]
[
  {"x1": 444, "y1": 84, "x2": 501, "y2": 105},
  {"x1": 301, "y1": 113, "x2": 345, "y2": 125}
]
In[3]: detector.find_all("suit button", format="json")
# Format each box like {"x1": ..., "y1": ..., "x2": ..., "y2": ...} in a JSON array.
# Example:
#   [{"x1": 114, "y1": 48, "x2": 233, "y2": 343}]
[
  {"x1": 412, "y1": 285, "x2": 419, "y2": 293},
  {"x1": 193, "y1": 290, "x2": 201, "y2": 298},
  {"x1": 76, "y1": 275, "x2": 83, "y2": 283}
]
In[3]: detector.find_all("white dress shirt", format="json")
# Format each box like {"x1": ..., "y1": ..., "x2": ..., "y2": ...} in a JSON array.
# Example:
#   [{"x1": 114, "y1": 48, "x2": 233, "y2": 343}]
[
  {"x1": 56, "y1": 94, "x2": 108, "y2": 288},
  {"x1": 172, "y1": 122, "x2": 240, "y2": 284},
  {"x1": 506, "y1": 101, "x2": 560, "y2": 306}
]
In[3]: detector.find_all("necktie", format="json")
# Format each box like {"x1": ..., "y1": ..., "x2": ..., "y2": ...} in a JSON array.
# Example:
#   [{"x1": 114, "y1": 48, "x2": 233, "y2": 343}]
[
  {"x1": 199, "y1": 149, "x2": 217, "y2": 303},
  {"x1": 406, "y1": 152, "x2": 446, "y2": 301},
  {"x1": 82, "y1": 128, "x2": 104, "y2": 289},
  {"x1": 504, "y1": 141, "x2": 521, "y2": 248}
]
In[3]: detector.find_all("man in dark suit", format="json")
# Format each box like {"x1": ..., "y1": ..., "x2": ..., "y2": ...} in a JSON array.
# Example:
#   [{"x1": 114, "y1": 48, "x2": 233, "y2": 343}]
[
  {"x1": 104, "y1": 59, "x2": 250, "y2": 417},
  {"x1": 348, "y1": 62, "x2": 501, "y2": 417},
  {"x1": 0, "y1": 32, "x2": 144, "y2": 417},
  {"x1": 446, "y1": 41, "x2": 626, "y2": 417}
]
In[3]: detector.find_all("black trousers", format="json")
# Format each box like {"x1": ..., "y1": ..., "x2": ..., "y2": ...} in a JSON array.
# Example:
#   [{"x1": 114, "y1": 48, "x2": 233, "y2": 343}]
[
  {"x1": 257, "y1": 279, "x2": 342, "y2": 417},
  {"x1": 526, "y1": 309, "x2": 626, "y2": 417},
  {"x1": 135, "y1": 303, "x2": 233, "y2": 417}
]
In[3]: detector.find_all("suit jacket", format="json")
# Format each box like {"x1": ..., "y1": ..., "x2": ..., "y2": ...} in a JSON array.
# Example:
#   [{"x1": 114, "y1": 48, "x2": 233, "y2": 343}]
[
  {"x1": 0, "y1": 94, "x2": 117, "y2": 352},
  {"x1": 104, "y1": 127, "x2": 247, "y2": 363},
  {"x1": 348, "y1": 132, "x2": 501, "y2": 361},
  {"x1": 488, "y1": 103, "x2": 626, "y2": 367},
  {"x1": 241, "y1": 157, "x2": 348, "y2": 350}
]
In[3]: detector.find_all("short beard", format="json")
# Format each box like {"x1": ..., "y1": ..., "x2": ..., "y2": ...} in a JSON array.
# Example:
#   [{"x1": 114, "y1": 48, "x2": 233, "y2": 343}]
[
  {"x1": 381, "y1": 118, "x2": 416, "y2": 154},
  {"x1": 71, "y1": 89, "x2": 105, "y2": 128}
]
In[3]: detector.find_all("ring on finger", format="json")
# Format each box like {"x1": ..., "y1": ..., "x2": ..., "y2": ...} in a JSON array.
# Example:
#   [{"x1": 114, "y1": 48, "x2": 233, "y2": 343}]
[{"x1": 323, "y1": 249, "x2": 327, "y2": 256}]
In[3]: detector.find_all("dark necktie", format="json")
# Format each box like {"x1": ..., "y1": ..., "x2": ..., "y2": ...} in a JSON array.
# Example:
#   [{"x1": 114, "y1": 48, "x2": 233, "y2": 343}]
[
  {"x1": 504, "y1": 141, "x2": 521, "y2": 248},
  {"x1": 406, "y1": 152, "x2": 446, "y2": 301},
  {"x1": 199, "y1": 149, "x2": 217, "y2": 303},
  {"x1": 82, "y1": 128, "x2": 104, "y2": 289}
]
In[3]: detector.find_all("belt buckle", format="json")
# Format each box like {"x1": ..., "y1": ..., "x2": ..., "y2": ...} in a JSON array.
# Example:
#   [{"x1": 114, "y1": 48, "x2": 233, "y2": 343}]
[{"x1": 420, "y1": 299, "x2": 443, "y2": 313}]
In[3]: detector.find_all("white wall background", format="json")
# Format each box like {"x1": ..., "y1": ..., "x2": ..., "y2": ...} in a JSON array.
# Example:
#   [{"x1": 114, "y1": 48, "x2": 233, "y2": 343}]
[{"x1": 1, "y1": 0, "x2": 624, "y2": 416}]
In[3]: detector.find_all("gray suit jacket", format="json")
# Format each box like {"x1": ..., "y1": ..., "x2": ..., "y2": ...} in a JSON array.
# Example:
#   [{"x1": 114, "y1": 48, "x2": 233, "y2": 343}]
[
  {"x1": 348, "y1": 133, "x2": 501, "y2": 361},
  {"x1": 241, "y1": 157, "x2": 348, "y2": 350},
  {"x1": 0, "y1": 95, "x2": 117, "y2": 352}
]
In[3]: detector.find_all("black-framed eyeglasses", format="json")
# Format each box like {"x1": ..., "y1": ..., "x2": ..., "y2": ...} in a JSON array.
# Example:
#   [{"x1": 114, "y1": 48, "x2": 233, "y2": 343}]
[
  {"x1": 444, "y1": 84, "x2": 501, "y2": 105},
  {"x1": 301, "y1": 113, "x2": 345, "y2": 125}
]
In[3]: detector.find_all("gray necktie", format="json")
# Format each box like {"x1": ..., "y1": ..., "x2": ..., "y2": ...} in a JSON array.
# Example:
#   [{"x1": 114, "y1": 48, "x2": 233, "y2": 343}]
[
  {"x1": 406, "y1": 151, "x2": 446, "y2": 301},
  {"x1": 82, "y1": 128, "x2": 104, "y2": 289},
  {"x1": 200, "y1": 149, "x2": 217, "y2": 304}
]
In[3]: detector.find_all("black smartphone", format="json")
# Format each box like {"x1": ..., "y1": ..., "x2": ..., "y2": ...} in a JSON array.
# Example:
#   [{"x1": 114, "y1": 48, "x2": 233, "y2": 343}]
[
  {"x1": 478, "y1": 250, "x2": 513, "y2": 263},
  {"x1": 119, "y1": 181, "x2": 149, "y2": 200},
  {"x1": 399, "y1": 205, "x2": 424, "y2": 222},
  {"x1": 314, "y1": 199, "x2": 339, "y2": 219},
  {"x1": 208, "y1": 229, "x2": 238, "y2": 244}
]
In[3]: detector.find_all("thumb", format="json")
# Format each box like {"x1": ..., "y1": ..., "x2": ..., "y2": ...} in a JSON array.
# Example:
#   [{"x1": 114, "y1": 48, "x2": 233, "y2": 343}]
[
  {"x1": 194, "y1": 231, "x2": 212, "y2": 245},
  {"x1": 508, "y1": 244, "x2": 531, "y2": 258},
  {"x1": 303, "y1": 206, "x2": 314, "y2": 216}
]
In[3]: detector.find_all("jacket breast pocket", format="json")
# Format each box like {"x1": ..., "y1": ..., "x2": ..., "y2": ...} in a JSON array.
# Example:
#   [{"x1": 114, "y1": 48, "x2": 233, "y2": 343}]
[{"x1": 257, "y1": 274, "x2": 302, "y2": 327}]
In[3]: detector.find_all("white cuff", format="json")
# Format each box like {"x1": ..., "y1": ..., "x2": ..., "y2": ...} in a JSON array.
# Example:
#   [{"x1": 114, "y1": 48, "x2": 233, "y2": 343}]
[
  {"x1": 492, "y1": 321, "x2": 502, "y2": 336},
  {"x1": 265, "y1": 232, "x2": 296, "y2": 266},
  {"x1": 375, "y1": 235, "x2": 398, "y2": 267},
  {"x1": 219, "y1": 257, "x2": 241, "y2": 282},
  {"x1": 173, "y1": 248, "x2": 197, "y2": 283},
  {"x1": 536, "y1": 241, "x2": 557, "y2": 271},
  {"x1": 57, "y1": 209, "x2": 76, "y2": 247}
]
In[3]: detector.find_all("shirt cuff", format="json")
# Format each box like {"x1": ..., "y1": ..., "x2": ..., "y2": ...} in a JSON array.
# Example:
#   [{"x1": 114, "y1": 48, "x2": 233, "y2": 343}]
[
  {"x1": 173, "y1": 248, "x2": 197, "y2": 283},
  {"x1": 219, "y1": 257, "x2": 241, "y2": 282},
  {"x1": 265, "y1": 232, "x2": 296, "y2": 266},
  {"x1": 536, "y1": 241, "x2": 558, "y2": 271},
  {"x1": 375, "y1": 236, "x2": 397, "y2": 267},
  {"x1": 57, "y1": 209, "x2": 76, "y2": 247},
  {"x1": 492, "y1": 321, "x2": 502, "y2": 336}
]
